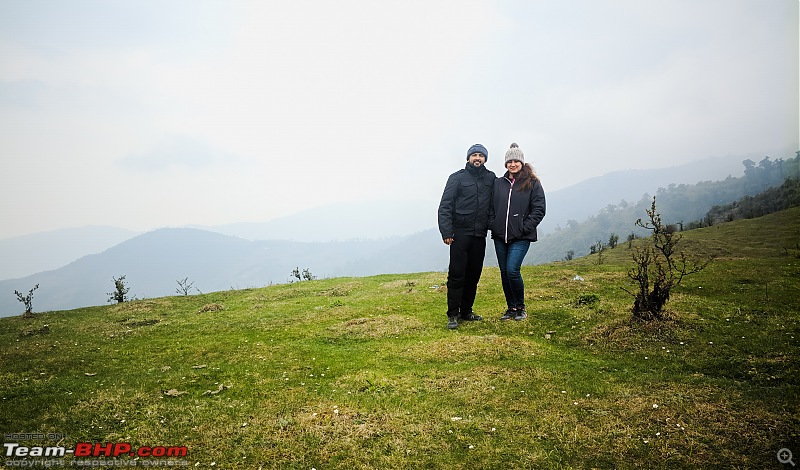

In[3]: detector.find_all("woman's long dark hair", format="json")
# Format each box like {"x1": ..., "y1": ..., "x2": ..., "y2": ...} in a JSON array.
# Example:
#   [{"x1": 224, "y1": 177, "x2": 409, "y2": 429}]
[{"x1": 513, "y1": 163, "x2": 539, "y2": 191}]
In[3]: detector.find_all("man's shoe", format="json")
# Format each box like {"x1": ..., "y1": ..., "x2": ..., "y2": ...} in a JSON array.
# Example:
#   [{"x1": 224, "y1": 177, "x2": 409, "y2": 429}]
[
  {"x1": 447, "y1": 316, "x2": 459, "y2": 329},
  {"x1": 513, "y1": 309, "x2": 528, "y2": 321},
  {"x1": 500, "y1": 309, "x2": 515, "y2": 321},
  {"x1": 460, "y1": 312, "x2": 483, "y2": 321}
]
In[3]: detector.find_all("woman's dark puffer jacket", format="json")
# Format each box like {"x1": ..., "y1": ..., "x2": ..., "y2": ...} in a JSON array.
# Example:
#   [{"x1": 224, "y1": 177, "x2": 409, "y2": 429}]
[{"x1": 490, "y1": 174, "x2": 546, "y2": 243}]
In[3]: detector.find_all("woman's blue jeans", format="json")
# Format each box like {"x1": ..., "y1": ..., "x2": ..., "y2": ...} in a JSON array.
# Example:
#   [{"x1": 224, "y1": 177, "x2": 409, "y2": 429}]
[{"x1": 494, "y1": 239, "x2": 531, "y2": 310}]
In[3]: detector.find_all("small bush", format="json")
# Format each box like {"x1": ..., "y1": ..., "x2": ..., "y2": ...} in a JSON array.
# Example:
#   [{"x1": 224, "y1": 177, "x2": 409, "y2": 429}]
[
  {"x1": 290, "y1": 267, "x2": 317, "y2": 282},
  {"x1": 107, "y1": 275, "x2": 131, "y2": 304},
  {"x1": 15, "y1": 284, "x2": 39, "y2": 318},
  {"x1": 176, "y1": 277, "x2": 201, "y2": 295}
]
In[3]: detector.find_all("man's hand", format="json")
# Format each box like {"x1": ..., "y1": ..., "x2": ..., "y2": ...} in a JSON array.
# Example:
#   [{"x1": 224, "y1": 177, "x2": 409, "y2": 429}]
[{"x1": 443, "y1": 238, "x2": 454, "y2": 245}]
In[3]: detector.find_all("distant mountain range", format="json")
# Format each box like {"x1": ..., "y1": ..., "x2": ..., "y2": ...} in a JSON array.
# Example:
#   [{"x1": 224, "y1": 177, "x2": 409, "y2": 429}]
[
  {"x1": 0, "y1": 155, "x2": 749, "y2": 317},
  {"x1": 0, "y1": 226, "x2": 141, "y2": 280},
  {"x1": 0, "y1": 228, "x2": 448, "y2": 316}
]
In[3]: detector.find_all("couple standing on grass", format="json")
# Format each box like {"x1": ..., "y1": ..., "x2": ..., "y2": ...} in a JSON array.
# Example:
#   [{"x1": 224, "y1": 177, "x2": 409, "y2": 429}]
[{"x1": 438, "y1": 143, "x2": 546, "y2": 330}]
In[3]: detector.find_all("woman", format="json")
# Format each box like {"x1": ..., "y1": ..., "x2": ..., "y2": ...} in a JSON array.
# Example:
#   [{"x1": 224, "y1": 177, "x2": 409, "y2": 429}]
[{"x1": 490, "y1": 143, "x2": 546, "y2": 320}]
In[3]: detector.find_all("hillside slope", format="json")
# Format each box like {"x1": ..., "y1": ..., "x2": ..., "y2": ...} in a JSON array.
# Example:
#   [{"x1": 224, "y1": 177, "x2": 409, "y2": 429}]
[{"x1": 0, "y1": 208, "x2": 797, "y2": 468}]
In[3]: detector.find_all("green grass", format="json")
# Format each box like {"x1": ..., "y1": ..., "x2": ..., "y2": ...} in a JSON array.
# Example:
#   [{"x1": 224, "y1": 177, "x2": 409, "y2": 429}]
[{"x1": 1, "y1": 208, "x2": 799, "y2": 469}]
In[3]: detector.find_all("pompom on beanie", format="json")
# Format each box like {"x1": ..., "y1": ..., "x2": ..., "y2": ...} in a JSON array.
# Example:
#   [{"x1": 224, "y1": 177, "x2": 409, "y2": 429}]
[
  {"x1": 504, "y1": 143, "x2": 524, "y2": 164},
  {"x1": 466, "y1": 144, "x2": 488, "y2": 161}
]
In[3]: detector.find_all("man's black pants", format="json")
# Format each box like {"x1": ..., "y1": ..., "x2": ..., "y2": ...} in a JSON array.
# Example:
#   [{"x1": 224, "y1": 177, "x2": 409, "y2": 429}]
[{"x1": 446, "y1": 235, "x2": 486, "y2": 318}]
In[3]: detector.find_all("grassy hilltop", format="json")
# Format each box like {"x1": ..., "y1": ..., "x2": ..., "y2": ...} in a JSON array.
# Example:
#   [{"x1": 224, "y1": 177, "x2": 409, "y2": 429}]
[{"x1": 1, "y1": 208, "x2": 799, "y2": 469}]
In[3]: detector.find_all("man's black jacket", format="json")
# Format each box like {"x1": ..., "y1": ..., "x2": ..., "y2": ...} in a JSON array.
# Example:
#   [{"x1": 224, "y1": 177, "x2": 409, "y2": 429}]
[{"x1": 438, "y1": 163, "x2": 496, "y2": 239}]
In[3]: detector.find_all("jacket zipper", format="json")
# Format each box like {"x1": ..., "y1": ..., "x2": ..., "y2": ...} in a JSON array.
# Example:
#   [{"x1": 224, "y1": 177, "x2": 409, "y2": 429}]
[{"x1": 504, "y1": 177, "x2": 514, "y2": 243}]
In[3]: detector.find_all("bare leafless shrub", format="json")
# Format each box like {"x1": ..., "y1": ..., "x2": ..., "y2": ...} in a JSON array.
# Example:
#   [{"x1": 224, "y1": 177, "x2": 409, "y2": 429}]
[{"x1": 623, "y1": 197, "x2": 710, "y2": 321}]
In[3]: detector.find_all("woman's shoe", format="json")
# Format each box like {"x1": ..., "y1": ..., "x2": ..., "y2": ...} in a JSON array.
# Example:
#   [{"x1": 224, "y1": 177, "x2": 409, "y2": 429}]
[
  {"x1": 500, "y1": 309, "x2": 515, "y2": 321},
  {"x1": 513, "y1": 309, "x2": 528, "y2": 321}
]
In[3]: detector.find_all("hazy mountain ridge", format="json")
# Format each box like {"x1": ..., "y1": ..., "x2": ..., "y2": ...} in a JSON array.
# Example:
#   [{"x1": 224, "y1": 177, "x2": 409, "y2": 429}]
[
  {"x1": 0, "y1": 229, "x2": 419, "y2": 316},
  {"x1": 0, "y1": 226, "x2": 141, "y2": 280},
  {"x1": 2, "y1": 154, "x2": 790, "y2": 317}
]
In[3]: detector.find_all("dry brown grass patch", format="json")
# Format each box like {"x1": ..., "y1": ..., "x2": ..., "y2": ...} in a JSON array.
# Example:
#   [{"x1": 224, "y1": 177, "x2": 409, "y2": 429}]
[
  {"x1": 109, "y1": 299, "x2": 170, "y2": 314},
  {"x1": 317, "y1": 282, "x2": 362, "y2": 297},
  {"x1": 379, "y1": 279, "x2": 415, "y2": 288},
  {"x1": 197, "y1": 303, "x2": 225, "y2": 313},
  {"x1": 583, "y1": 315, "x2": 682, "y2": 349}
]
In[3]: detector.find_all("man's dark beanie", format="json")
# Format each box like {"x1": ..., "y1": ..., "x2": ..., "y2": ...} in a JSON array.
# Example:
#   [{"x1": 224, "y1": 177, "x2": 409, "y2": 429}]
[{"x1": 467, "y1": 144, "x2": 488, "y2": 161}]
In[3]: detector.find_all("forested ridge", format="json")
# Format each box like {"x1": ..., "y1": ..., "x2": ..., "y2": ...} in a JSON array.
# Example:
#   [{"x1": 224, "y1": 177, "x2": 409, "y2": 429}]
[{"x1": 530, "y1": 152, "x2": 800, "y2": 264}]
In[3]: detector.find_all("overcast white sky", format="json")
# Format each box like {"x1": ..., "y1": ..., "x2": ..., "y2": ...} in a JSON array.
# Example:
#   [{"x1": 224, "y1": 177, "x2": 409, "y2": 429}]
[{"x1": 1, "y1": 0, "x2": 797, "y2": 240}]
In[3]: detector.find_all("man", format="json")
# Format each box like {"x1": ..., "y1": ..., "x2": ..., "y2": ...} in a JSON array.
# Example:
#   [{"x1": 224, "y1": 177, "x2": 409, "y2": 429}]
[{"x1": 437, "y1": 143, "x2": 496, "y2": 329}]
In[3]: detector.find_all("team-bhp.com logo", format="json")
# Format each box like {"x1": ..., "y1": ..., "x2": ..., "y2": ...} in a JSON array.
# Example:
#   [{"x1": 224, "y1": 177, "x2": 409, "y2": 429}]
[{"x1": 5, "y1": 442, "x2": 187, "y2": 458}]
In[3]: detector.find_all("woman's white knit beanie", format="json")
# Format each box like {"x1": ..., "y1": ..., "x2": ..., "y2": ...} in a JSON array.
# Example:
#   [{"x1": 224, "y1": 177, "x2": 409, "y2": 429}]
[{"x1": 504, "y1": 143, "x2": 524, "y2": 164}]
